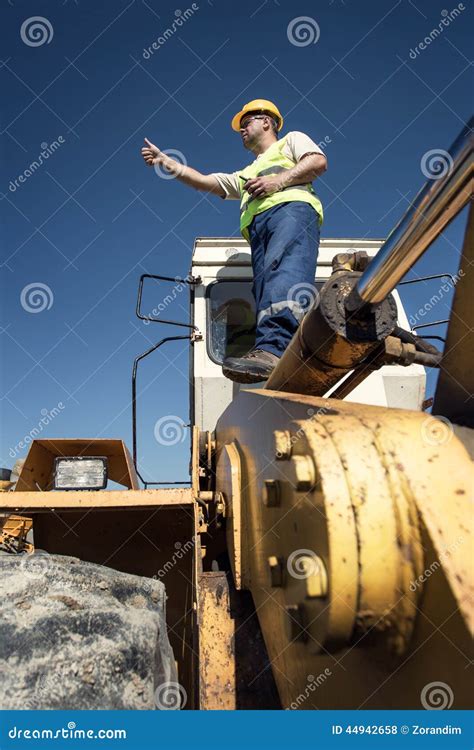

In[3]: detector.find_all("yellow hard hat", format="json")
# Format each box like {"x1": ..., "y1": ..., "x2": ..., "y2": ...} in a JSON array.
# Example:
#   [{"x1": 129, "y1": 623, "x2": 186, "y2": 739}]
[{"x1": 231, "y1": 99, "x2": 284, "y2": 132}]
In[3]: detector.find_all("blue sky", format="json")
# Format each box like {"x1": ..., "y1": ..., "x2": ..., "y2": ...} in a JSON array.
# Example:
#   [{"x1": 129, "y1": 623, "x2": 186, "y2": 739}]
[{"x1": 1, "y1": 0, "x2": 472, "y2": 484}]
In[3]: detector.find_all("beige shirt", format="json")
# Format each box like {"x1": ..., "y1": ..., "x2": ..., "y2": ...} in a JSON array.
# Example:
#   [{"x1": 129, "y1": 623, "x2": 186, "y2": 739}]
[{"x1": 210, "y1": 131, "x2": 325, "y2": 200}]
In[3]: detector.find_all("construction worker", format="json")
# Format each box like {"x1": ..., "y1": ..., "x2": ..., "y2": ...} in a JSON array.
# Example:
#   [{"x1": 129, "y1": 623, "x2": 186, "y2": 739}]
[{"x1": 141, "y1": 98, "x2": 327, "y2": 383}]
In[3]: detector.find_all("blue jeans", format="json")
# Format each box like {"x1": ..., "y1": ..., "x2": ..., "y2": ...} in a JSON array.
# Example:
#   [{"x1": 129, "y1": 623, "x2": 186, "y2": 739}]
[{"x1": 248, "y1": 201, "x2": 320, "y2": 358}]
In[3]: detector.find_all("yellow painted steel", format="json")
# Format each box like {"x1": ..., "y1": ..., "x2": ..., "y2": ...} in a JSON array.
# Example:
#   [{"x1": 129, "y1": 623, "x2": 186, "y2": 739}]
[
  {"x1": 0, "y1": 488, "x2": 193, "y2": 510},
  {"x1": 215, "y1": 389, "x2": 473, "y2": 709},
  {"x1": 198, "y1": 573, "x2": 237, "y2": 709}
]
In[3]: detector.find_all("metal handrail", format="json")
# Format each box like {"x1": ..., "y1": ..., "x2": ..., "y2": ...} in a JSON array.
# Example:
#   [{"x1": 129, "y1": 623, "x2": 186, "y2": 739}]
[
  {"x1": 132, "y1": 272, "x2": 201, "y2": 487},
  {"x1": 346, "y1": 118, "x2": 473, "y2": 311},
  {"x1": 136, "y1": 273, "x2": 200, "y2": 328},
  {"x1": 398, "y1": 273, "x2": 457, "y2": 286},
  {"x1": 412, "y1": 320, "x2": 449, "y2": 331},
  {"x1": 132, "y1": 335, "x2": 191, "y2": 487}
]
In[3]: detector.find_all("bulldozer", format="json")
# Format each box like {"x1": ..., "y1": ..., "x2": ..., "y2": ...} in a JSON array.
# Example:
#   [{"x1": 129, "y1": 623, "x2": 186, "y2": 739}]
[{"x1": 0, "y1": 120, "x2": 472, "y2": 711}]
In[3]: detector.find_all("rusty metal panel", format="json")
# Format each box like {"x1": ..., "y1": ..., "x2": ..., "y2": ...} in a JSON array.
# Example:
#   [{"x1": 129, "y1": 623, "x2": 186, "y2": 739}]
[
  {"x1": 197, "y1": 571, "x2": 281, "y2": 710},
  {"x1": 198, "y1": 572, "x2": 236, "y2": 709}
]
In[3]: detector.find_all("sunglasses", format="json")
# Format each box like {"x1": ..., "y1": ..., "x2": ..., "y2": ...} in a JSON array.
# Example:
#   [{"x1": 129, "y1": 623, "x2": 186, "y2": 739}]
[{"x1": 239, "y1": 115, "x2": 268, "y2": 129}]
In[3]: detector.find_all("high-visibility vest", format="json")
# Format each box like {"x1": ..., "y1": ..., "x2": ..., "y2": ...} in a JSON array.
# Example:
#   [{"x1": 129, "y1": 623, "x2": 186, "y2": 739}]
[{"x1": 239, "y1": 135, "x2": 324, "y2": 241}]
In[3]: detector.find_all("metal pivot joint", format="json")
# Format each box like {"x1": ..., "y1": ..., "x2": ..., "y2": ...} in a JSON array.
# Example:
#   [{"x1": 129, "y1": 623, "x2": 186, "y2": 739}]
[{"x1": 266, "y1": 269, "x2": 398, "y2": 397}]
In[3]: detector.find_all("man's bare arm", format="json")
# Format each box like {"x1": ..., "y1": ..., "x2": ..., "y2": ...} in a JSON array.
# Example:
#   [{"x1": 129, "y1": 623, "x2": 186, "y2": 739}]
[
  {"x1": 141, "y1": 137, "x2": 225, "y2": 197},
  {"x1": 245, "y1": 153, "x2": 327, "y2": 199},
  {"x1": 281, "y1": 152, "x2": 327, "y2": 186}
]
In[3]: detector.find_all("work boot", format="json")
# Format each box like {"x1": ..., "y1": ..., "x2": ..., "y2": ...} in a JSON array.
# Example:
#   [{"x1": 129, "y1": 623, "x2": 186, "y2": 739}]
[{"x1": 222, "y1": 349, "x2": 280, "y2": 384}]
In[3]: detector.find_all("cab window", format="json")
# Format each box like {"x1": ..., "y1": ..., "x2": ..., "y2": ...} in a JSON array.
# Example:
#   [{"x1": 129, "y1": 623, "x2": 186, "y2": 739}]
[
  {"x1": 207, "y1": 281, "x2": 256, "y2": 364},
  {"x1": 206, "y1": 279, "x2": 325, "y2": 364}
]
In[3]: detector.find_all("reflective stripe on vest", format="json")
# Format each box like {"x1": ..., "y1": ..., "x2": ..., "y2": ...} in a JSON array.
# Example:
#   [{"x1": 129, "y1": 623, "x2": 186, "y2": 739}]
[{"x1": 238, "y1": 135, "x2": 324, "y2": 241}]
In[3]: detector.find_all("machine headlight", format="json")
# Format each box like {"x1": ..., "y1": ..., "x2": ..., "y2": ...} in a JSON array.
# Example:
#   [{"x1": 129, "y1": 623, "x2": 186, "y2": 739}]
[{"x1": 53, "y1": 456, "x2": 108, "y2": 490}]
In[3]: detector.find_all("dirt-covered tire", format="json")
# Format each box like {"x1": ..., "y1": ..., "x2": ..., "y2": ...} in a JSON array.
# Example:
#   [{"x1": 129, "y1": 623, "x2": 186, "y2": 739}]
[{"x1": 0, "y1": 552, "x2": 178, "y2": 710}]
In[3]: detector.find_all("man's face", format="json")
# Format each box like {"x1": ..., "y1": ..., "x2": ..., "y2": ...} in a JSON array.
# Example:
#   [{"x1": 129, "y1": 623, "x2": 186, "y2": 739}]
[{"x1": 239, "y1": 114, "x2": 270, "y2": 149}]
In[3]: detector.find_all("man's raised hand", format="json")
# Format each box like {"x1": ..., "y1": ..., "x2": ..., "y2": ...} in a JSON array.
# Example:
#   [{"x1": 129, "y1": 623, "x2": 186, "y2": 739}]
[
  {"x1": 141, "y1": 137, "x2": 184, "y2": 178},
  {"x1": 141, "y1": 137, "x2": 161, "y2": 166}
]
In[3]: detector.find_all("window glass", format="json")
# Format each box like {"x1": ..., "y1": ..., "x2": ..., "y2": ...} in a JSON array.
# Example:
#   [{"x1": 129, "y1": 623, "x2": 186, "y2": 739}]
[
  {"x1": 207, "y1": 279, "x2": 325, "y2": 364},
  {"x1": 208, "y1": 281, "x2": 256, "y2": 363}
]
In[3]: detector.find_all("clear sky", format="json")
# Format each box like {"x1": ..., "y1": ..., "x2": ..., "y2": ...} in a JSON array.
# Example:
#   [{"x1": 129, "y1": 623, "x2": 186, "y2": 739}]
[{"x1": 1, "y1": 0, "x2": 472, "y2": 484}]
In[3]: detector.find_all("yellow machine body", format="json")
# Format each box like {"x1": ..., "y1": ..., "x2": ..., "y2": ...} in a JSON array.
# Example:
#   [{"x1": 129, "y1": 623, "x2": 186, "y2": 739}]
[{"x1": 214, "y1": 389, "x2": 473, "y2": 708}]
